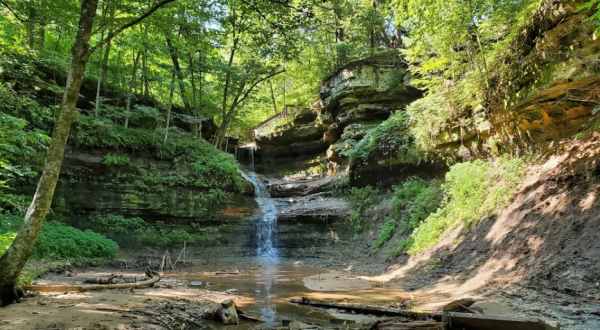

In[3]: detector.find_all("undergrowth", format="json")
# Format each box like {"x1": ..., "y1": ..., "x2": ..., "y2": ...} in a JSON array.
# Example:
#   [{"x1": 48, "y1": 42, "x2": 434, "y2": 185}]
[
  {"x1": 374, "y1": 178, "x2": 440, "y2": 252},
  {"x1": 395, "y1": 156, "x2": 526, "y2": 254},
  {"x1": 0, "y1": 214, "x2": 118, "y2": 260},
  {"x1": 336, "y1": 186, "x2": 380, "y2": 233},
  {"x1": 344, "y1": 112, "x2": 420, "y2": 166},
  {"x1": 88, "y1": 214, "x2": 233, "y2": 249}
]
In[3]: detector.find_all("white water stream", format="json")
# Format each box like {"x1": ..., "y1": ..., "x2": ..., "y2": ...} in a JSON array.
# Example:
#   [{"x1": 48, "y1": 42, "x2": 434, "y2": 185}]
[{"x1": 239, "y1": 169, "x2": 279, "y2": 263}]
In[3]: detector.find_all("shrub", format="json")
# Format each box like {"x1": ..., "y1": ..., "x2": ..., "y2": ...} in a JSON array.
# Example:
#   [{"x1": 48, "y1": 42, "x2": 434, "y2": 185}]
[
  {"x1": 374, "y1": 218, "x2": 396, "y2": 251},
  {"x1": 89, "y1": 214, "x2": 146, "y2": 233},
  {"x1": 374, "y1": 178, "x2": 440, "y2": 252},
  {"x1": 392, "y1": 179, "x2": 441, "y2": 234},
  {"x1": 398, "y1": 156, "x2": 526, "y2": 254},
  {"x1": 344, "y1": 112, "x2": 420, "y2": 165},
  {"x1": 103, "y1": 153, "x2": 130, "y2": 165},
  {"x1": 0, "y1": 112, "x2": 50, "y2": 213},
  {"x1": 0, "y1": 214, "x2": 118, "y2": 260}
]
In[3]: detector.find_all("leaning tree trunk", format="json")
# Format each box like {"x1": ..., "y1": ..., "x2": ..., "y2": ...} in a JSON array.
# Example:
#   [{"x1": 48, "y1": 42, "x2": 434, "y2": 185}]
[{"x1": 0, "y1": 0, "x2": 99, "y2": 306}]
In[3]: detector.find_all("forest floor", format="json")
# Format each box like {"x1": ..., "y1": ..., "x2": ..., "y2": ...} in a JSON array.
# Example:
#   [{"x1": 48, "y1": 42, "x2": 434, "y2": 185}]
[{"x1": 0, "y1": 268, "x2": 234, "y2": 330}]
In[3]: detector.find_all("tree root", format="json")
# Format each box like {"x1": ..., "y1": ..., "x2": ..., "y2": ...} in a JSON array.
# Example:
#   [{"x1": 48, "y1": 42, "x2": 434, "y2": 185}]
[{"x1": 0, "y1": 283, "x2": 25, "y2": 306}]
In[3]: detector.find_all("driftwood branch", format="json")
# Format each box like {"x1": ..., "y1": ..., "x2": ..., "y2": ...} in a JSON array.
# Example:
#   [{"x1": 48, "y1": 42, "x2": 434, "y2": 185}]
[
  {"x1": 24, "y1": 268, "x2": 160, "y2": 292},
  {"x1": 289, "y1": 298, "x2": 443, "y2": 321}
]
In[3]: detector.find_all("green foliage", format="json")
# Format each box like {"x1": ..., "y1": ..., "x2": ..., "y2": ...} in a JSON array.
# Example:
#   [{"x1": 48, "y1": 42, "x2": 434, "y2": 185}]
[
  {"x1": 73, "y1": 114, "x2": 242, "y2": 192},
  {"x1": 345, "y1": 112, "x2": 420, "y2": 166},
  {"x1": 374, "y1": 178, "x2": 440, "y2": 252},
  {"x1": 0, "y1": 112, "x2": 50, "y2": 213},
  {"x1": 103, "y1": 153, "x2": 130, "y2": 166},
  {"x1": 339, "y1": 186, "x2": 380, "y2": 233},
  {"x1": 130, "y1": 168, "x2": 189, "y2": 192},
  {"x1": 391, "y1": 179, "x2": 441, "y2": 234},
  {"x1": 89, "y1": 214, "x2": 146, "y2": 233},
  {"x1": 580, "y1": 0, "x2": 600, "y2": 33},
  {"x1": 331, "y1": 177, "x2": 351, "y2": 192},
  {"x1": 374, "y1": 217, "x2": 396, "y2": 252},
  {"x1": 0, "y1": 214, "x2": 118, "y2": 260},
  {"x1": 396, "y1": 0, "x2": 540, "y2": 153},
  {"x1": 399, "y1": 156, "x2": 526, "y2": 254},
  {"x1": 87, "y1": 213, "x2": 233, "y2": 249}
]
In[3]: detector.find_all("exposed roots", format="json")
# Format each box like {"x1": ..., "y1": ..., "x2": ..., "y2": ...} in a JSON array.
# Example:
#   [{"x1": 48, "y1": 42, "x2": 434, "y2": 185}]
[{"x1": 0, "y1": 283, "x2": 25, "y2": 307}]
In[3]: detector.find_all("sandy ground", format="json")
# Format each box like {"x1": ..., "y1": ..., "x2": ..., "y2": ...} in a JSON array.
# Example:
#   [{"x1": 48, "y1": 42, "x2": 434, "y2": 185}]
[{"x1": 0, "y1": 269, "x2": 235, "y2": 330}]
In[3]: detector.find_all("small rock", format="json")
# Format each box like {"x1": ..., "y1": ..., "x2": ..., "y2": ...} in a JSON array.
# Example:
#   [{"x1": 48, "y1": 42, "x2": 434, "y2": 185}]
[
  {"x1": 591, "y1": 310, "x2": 600, "y2": 316},
  {"x1": 190, "y1": 281, "x2": 203, "y2": 286},
  {"x1": 221, "y1": 299, "x2": 235, "y2": 308},
  {"x1": 215, "y1": 299, "x2": 239, "y2": 325},
  {"x1": 289, "y1": 321, "x2": 315, "y2": 330},
  {"x1": 442, "y1": 298, "x2": 476, "y2": 312}
]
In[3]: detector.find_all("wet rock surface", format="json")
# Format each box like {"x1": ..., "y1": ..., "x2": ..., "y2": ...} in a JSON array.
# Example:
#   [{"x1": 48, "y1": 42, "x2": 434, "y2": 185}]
[{"x1": 276, "y1": 194, "x2": 352, "y2": 221}]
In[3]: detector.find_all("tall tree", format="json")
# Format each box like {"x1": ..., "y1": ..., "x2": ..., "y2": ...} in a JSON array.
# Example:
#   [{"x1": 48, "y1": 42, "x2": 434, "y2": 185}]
[{"x1": 0, "y1": 0, "x2": 175, "y2": 306}]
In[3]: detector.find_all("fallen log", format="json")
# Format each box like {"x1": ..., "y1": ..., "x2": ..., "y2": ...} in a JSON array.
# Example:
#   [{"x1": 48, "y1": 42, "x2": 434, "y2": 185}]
[
  {"x1": 289, "y1": 298, "x2": 443, "y2": 321},
  {"x1": 24, "y1": 268, "x2": 160, "y2": 292},
  {"x1": 377, "y1": 319, "x2": 444, "y2": 330},
  {"x1": 84, "y1": 275, "x2": 121, "y2": 284}
]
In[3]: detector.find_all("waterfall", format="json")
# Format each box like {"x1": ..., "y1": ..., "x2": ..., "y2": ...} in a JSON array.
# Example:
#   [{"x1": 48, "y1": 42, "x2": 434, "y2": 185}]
[{"x1": 240, "y1": 169, "x2": 279, "y2": 263}]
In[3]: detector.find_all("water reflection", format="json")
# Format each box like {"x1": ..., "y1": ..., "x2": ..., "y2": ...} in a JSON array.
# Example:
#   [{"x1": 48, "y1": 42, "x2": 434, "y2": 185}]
[{"x1": 255, "y1": 263, "x2": 277, "y2": 327}]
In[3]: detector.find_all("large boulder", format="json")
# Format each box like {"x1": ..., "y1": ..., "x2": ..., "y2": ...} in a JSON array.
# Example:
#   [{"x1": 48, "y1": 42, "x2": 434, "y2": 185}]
[{"x1": 319, "y1": 52, "x2": 422, "y2": 125}]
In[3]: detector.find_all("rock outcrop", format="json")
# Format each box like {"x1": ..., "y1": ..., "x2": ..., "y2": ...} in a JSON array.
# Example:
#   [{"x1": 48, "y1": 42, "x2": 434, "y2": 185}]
[
  {"x1": 254, "y1": 109, "x2": 329, "y2": 175},
  {"x1": 254, "y1": 52, "x2": 426, "y2": 188},
  {"x1": 319, "y1": 52, "x2": 422, "y2": 137}
]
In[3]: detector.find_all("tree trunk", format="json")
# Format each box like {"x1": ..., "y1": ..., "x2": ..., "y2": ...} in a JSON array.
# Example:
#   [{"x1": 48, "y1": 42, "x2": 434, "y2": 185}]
[
  {"x1": 142, "y1": 47, "x2": 150, "y2": 96},
  {"x1": 116, "y1": 50, "x2": 124, "y2": 90},
  {"x1": 95, "y1": 30, "x2": 106, "y2": 116},
  {"x1": 100, "y1": 33, "x2": 112, "y2": 89},
  {"x1": 26, "y1": 23, "x2": 35, "y2": 49},
  {"x1": 188, "y1": 53, "x2": 198, "y2": 138},
  {"x1": 124, "y1": 50, "x2": 142, "y2": 128},
  {"x1": 26, "y1": 5, "x2": 36, "y2": 49},
  {"x1": 0, "y1": 0, "x2": 99, "y2": 306},
  {"x1": 54, "y1": 26, "x2": 62, "y2": 51},
  {"x1": 37, "y1": 26, "x2": 45, "y2": 50},
  {"x1": 164, "y1": 73, "x2": 176, "y2": 142},
  {"x1": 198, "y1": 51, "x2": 203, "y2": 137},
  {"x1": 165, "y1": 36, "x2": 197, "y2": 136},
  {"x1": 269, "y1": 80, "x2": 278, "y2": 115}
]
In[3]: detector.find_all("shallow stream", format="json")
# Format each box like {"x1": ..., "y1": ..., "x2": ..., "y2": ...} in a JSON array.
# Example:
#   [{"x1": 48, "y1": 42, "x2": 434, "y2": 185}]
[
  {"x1": 168, "y1": 169, "x2": 408, "y2": 328},
  {"x1": 172, "y1": 264, "x2": 408, "y2": 329}
]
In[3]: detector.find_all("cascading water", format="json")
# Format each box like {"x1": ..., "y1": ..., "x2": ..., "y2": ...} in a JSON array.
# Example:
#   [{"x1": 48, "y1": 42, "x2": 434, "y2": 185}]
[{"x1": 239, "y1": 169, "x2": 279, "y2": 263}]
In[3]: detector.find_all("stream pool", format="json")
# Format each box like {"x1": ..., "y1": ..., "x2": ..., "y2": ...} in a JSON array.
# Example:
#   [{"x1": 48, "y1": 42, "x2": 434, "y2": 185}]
[{"x1": 172, "y1": 263, "x2": 409, "y2": 329}]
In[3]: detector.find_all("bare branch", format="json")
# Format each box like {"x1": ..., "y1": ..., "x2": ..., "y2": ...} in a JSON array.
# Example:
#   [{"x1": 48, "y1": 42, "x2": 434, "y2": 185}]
[
  {"x1": 88, "y1": 0, "x2": 176, "y2": 55},
  {"x1": 233, "y1": 68, "x2": 286, "y2": 109},
  {"x1": 0, "y1": 0, "x2": 33, "y2": 23}
]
